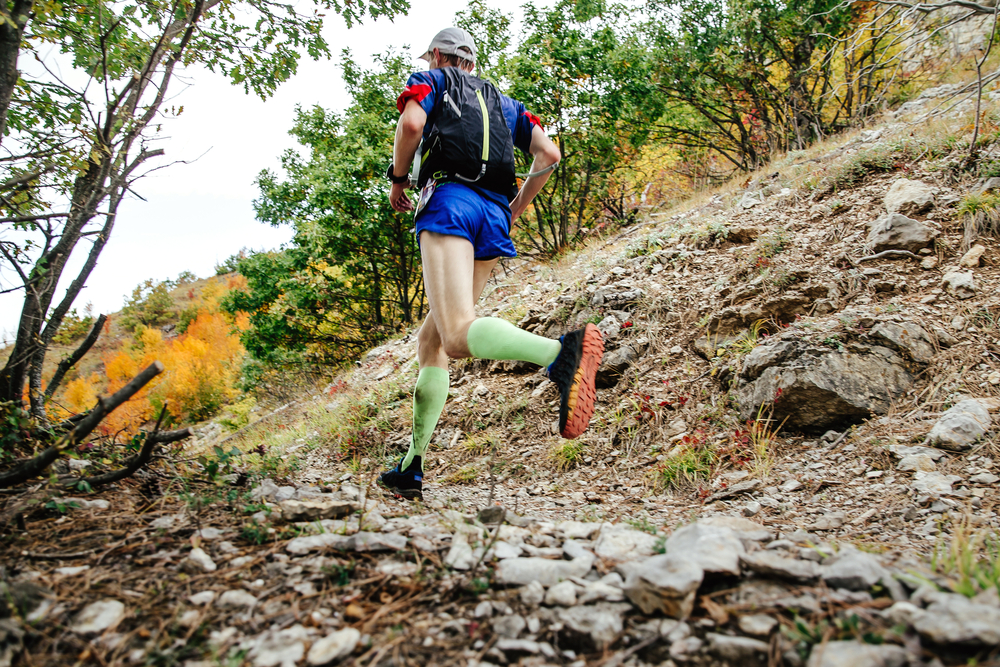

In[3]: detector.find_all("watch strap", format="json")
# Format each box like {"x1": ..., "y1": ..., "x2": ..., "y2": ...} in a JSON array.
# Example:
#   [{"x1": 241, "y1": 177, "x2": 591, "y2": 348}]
[{"x1": 386, "y1": 164, "x2": 409, "y2": 184}]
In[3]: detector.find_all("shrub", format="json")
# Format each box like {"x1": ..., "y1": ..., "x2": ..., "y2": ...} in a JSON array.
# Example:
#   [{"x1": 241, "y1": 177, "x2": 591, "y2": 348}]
[
  {"x1": 550, "y1": 439, "x2": 586, "y2": 470},
  {"x1": 656, "y1": 433, "x2": 715, "y2": 489},
  {"x1": 52, "y1": 306, "x2": 95, "y2": 345},
  {"x1": 120, "y1": 279, "x2": 175, "y2": 333}
]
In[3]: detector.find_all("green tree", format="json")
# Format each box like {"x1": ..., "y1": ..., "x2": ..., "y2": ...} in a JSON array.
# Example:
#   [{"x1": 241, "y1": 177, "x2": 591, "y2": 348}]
[
  {"x1": 456, "y1": 0, "x2": 512, "y2": 83},
  {"x1": 120, "y1": 279, "x2": 175, "y2": 332},
  {"x1": 648, "y1": 0, "x2": 871, "y2": 172},
  {"x1": 0, "y1": 0, "x2": 407, "y2": 420},
  {"x1": 224, "y1": 51, "x2": 424, "y2": 371},
  {"x1": 503, "y1": 0, "x2": 664, "y2": 252}
]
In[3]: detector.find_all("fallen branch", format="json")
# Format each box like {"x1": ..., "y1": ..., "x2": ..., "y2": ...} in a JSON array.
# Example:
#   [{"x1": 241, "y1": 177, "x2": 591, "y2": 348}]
[
  {"x1": 66, "y1": 428, "x2": 191, "y2": 490},
  {"x1": 21, "y1": 549, "x2": 96, "y2": 560},
  {"x1": 0, "y1": 362, "x2": 164, "y2": 489},
  {"x1": 856, "y1": 249, "x2": 921, "y2": 262}
]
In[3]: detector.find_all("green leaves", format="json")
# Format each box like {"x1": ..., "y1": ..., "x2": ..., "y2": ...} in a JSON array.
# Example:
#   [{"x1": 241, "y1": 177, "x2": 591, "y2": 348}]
[
  {"x1": 502, "y1": 0, "x2": 663, "y2": 251},
  {"x1": 223, "y1": 51, "x2": 423, "y2": 375},
  {"x1": 648, "y1": 0, "x2": 859, "y2": 171}
]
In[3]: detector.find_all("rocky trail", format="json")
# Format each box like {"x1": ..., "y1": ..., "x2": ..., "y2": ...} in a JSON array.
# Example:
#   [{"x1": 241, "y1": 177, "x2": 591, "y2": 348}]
[{"x1": 2, "y1": 96, "x2": 1000, "y2": 666}]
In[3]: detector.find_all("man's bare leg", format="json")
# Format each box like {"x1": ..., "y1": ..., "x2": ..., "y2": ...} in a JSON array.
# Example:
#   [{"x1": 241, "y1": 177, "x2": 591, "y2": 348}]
[
  {"x1": 399, "y1": 253, "x2": 498, "y2": 472},
  {"x1": 419, "y1": 231, "x2": 562, "y2": 364},
  {"x1": 381, "y1": 230, "x2": 602, "y2": 498},
  {"x1": 417, "y1": 255, "x2": 500, "y2": 369}
]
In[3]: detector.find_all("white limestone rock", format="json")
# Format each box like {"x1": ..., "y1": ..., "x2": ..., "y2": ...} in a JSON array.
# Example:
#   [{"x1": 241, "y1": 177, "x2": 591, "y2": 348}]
[
  {"x1": 927, "y1": 399, "x2": 992, "y2": 451},
  {"x1": 71, "y1": 600, "x2": 126, "y2": 634},
  {"x1": 621, "y1": 554, "x2": 704, "y2": 618},
  {"x1": 665, "y1": 522, "x2": 744, "y2": 575},
  {"x1": 307, "y1": 628, "x2": 361, "y2": 665},
  {"x1": 884, "y1": 178, "x2": 935, "y2": 215},
  {"x1": 805, "y1": 640, "x2": 907, "y2": 667}
]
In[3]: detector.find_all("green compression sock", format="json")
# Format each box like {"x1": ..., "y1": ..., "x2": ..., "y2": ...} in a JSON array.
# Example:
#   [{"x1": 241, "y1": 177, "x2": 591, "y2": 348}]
[
  {"x1": 466, "y1": 317, "x2": 562, "y2": 367},
  {"x1": 401, "y1": 366, "x2": 450, "y2": 471}
]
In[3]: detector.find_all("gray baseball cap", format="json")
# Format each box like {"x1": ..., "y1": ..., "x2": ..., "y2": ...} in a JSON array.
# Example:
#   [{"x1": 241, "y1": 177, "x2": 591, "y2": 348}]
[{"x1": 418, "y1": 27, "x2": 477, "y2": 64}]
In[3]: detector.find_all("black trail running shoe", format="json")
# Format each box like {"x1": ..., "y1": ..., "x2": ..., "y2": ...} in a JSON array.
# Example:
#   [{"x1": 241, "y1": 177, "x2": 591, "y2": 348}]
[
  {"x1": 378, "y1": 456, "x2": 423, "y2": 500},
  {"x1": 547, "y1": 323, "x2": 604, "y2": 439}
]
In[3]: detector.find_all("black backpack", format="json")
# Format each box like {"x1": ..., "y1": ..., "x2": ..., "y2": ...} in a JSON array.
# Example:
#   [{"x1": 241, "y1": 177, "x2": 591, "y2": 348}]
[{"x1": 417, "y1": 67, "x2": 518, "y2": 201}]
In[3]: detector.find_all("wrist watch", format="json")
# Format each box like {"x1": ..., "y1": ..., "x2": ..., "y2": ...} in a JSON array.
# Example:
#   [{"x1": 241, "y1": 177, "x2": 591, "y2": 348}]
[{"x1": 385, "y1": 164, "x2": 409, "y2": 185}]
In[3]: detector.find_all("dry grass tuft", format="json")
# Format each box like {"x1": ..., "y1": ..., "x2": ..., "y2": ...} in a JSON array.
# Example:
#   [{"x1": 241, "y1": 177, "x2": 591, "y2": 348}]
[{"x1": 957, "y1": 191, "x2": 1000, "y2": 250}]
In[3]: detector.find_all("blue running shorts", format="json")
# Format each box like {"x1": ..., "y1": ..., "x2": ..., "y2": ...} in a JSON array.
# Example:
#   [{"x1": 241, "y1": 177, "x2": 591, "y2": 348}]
[{"x1": 414, "y1": 182, "x2": 518, "y2": 260}]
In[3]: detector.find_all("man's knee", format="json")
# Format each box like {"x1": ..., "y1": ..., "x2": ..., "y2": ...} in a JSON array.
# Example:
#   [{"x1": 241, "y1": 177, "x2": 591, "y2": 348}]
[
  {"x1": 427, "y1": 316, "x2": 473, "y2": 359},
  {"x1": 441, "y1": 322, "x2": 475, "y2": 358},
  {"x1": 444, "y1": 346, "x2": 467, "y2": 359}
]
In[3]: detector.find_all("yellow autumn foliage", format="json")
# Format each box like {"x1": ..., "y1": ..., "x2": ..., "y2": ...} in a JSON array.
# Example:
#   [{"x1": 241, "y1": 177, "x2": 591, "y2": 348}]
[
  {"x1": 62, "y1": 374, "x2": 102, "y2": 414},
  {"x1": 54, "y1": 277, "x2": 248, "y2": 438}
]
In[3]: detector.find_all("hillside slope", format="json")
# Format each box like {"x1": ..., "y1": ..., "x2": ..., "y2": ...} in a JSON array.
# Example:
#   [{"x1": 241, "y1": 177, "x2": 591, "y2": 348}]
[
  {"x1": 3, "y1": 86, "x2": 1000, "y2": 667},
  {"x1": 211, "y1": 94, "x2": 999, "y2": 554}
]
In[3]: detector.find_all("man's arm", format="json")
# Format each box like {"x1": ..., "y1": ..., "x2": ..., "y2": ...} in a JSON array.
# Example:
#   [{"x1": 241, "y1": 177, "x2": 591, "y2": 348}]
[
  {"x1": 509, "y1": 124, "x2": 561, "y2": 224},
  {"x1": 389, "y1": 99, "x2": 428, "y2": 212}
]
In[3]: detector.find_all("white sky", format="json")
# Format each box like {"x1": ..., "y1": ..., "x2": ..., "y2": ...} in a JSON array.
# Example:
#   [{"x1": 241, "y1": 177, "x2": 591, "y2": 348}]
[{"x1": 0, "y1": 0, "x2": 483, "y2": 341}]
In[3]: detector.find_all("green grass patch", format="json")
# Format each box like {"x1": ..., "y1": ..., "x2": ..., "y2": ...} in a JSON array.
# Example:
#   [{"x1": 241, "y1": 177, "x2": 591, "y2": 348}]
[
  {"x1": 550, "y1": 439, "x2": 586, "y2": 470},
  {"x1": 655, "y1": 441, "x2": 716, "y2": 489}
]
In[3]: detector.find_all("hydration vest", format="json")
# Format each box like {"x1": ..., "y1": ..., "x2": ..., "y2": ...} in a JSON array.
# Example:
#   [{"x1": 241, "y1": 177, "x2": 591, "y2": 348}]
[{"x1": 417, "y1": 68, "x2": 518, "y2": 201}]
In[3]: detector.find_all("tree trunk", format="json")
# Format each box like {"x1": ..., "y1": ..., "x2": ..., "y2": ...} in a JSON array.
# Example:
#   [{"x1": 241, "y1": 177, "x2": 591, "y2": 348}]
[{"x1": 0, "y1": 0, "x2": 32, "y2": 144}]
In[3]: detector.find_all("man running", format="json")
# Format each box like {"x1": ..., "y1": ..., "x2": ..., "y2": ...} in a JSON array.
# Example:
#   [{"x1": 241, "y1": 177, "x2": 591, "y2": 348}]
[{"x1": 378, "y1": 27, "x2": 604, "y2": 500}]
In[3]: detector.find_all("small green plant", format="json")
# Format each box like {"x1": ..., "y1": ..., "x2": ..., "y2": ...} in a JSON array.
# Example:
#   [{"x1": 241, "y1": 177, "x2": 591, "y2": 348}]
[
  {"x1": 979, "y1": 158, "x2": 1000, "y2": 178},
  {"x1": 655, "y1": 435, "x2": 715, "y2": 489},
  {"x1": 199, "y1": 446, "x2": 242, "y2": 482},
  {"x1": 463, "y1": 431, "x2": 497, "y2": 455},
  {"x1": 957, "y1": 191, "x2": 1000, "y2": 250},
  {"x1": 730, "y1": 319, "x2": 767, "y2": 357},
  {"x1": 550, "y1": 439, "x2": 586, "y2": 470},
  {"x1": 322, "y1": 560, "x2": 356, "y2": 586},
  {"x1": 626, "y1": 515, "x2": 658, "y2": 534},
  {"x1": 782, "y1": 616, "x2": 830, "y2": 660},
  {"x1": 766, "y1": 268, "x2": 795, "y2": 289},
  {"x1": 756, "y1": 229, "x2": 788, "y2": 260},
  {"x1": 219, "y1": 396, "x2": 258, "y2": 432},
  {"x1": 240, "y1": 519, "x2": 272, "y2": 545},
  {"x1": 469, "y1": 576, "x2": 490, "y2": 594},
  {"x1": 577, "y1": 504, "x2": 606, "y2": 522},
  {"x1": 969, "y1": 308, "x2": 999, "y2": 332},
  {"x1": 0, "y1": 401, "x2": 31, "y2": 462},
  {"x1": 706, "y1": 220, "x2": 729, "y2": 242},
  {"x1": 45, "y1": 498, "x2": 80, "y2": 514},
  {"x1": 931, "y1": 520, "x2": 1000, "y2": 598},
  {"x1": 821, "y1": 334, "x2": 844, "y2": 351},
  {"x1": 500, "y1": 302, "x2": 528, "y2": 324}
]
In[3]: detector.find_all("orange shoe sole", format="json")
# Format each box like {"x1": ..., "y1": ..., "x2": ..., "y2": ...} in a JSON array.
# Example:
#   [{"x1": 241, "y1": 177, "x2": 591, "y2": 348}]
[{"x1": 561, "y1": 323, "x2": 604, "y2": 439}]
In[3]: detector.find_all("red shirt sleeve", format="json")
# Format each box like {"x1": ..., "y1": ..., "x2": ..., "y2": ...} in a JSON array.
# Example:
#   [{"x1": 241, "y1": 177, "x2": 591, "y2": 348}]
[{"x1": 395, "y1": 71, "x2": 441, "y2": 115}]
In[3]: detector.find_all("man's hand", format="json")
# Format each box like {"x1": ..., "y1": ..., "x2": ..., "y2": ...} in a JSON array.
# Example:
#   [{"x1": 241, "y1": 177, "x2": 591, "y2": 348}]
[
  {"x1": 388, "y1": 100, "x2": 426, "y2": 212},
  {"x1": 389, "y1": 182, "x2": 414, "y2": 212}
]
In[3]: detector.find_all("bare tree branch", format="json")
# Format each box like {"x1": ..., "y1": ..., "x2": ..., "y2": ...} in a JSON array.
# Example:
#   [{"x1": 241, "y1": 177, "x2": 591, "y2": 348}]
[
  {"x1": 43, "y1": 313, "x2": 108, "y2": 400},
  {"x1": 0, "y1": 212, "x2": 69, "y2": 223},
  {"x1": 64, "y1": 401, "x2": 191, "y2": 490},
  {"x1": 0, "y1": 361, "x2": 164, "y2": 489}
]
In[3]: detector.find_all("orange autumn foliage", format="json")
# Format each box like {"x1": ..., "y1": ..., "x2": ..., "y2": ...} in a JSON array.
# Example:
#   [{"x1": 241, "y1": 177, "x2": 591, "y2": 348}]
[{"x1": 54, "y1": 279, "x2": 248, "y2": 438}]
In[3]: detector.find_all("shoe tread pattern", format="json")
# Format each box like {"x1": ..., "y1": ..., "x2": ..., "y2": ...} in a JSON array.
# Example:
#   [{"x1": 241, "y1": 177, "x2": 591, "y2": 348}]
[{"x1": 561, "y1": 323, "x2": 603, "y2": 439}]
